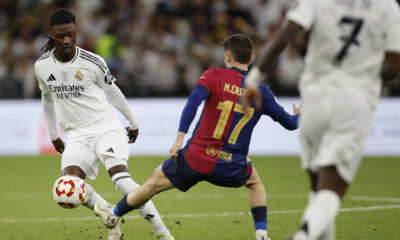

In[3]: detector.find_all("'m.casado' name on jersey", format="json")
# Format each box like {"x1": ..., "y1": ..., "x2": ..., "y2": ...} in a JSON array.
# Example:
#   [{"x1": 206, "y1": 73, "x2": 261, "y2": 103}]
[{"x1": 223, "y1": 82, "x2": 244, "y2": 96}]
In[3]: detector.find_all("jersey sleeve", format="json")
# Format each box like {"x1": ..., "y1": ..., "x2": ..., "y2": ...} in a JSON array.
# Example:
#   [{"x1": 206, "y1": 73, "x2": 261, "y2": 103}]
[
  {"x1": 383, "y1": 0, "x2": 400, "y2": 52},
  {"x1": 261, "y1": 85, "x2": 299, "y2": 130},
  {"x1": 93, "y1": 56, "x2": 139, "y2": 129},
  {"x1": 178, "y1": 85, "x2": 209, "y2": 133},
  {"x1": 34, "y1": 62, "x2": 50, "y2": 94},
  {"x1": 35, "y1": 62, "x2": 58, "y2": 140},
  {"x1": 286, "y1": 0, "x2": 316, "y2": 31},
  {"x1": 92, "y1": 54, "x2": 117, "y2": 89},
  {"x1": 196, "y1": 68, "x2": 215, "y2": 93}
]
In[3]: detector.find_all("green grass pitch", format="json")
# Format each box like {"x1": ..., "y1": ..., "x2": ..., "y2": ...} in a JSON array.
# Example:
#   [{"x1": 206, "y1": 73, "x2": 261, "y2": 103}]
[{"x1": 0, "y1": 155, "x2": 399, "y2": 240}]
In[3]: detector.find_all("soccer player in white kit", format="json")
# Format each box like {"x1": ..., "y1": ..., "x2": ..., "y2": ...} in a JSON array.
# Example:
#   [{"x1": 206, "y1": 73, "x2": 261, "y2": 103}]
[
  {"x1": 34, "y1": 8, "x2": 173, "y2": 240},
  {"x1": 242, "y1": 0, "x2": 400, "y2": 239}
]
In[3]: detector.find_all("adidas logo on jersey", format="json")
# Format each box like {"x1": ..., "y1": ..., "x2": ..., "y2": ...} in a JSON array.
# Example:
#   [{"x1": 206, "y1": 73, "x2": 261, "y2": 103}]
[
  {"x1": 106, "y1": 147, "x2": 114, "y2": 153},
  {"x1": 47, "y1": 74, "x2": 56, "y2": 81}
]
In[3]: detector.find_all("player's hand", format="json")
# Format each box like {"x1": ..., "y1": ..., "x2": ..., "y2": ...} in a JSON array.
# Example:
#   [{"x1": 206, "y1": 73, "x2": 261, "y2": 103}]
[
  {"x1": 126, "y1": 127, "x2": 139, "y2": 143},
  {"x1": 169, "y1": 132, "x2": 185, "y2": 158},
  {"x1": 169, "y1": 139, "x2": 183, "y2": 159},
  {"x1": 292, "y1": 102, "x2": 302, "y2": 115},
  {"x1": 242, "y1": 87, "x2": 262, "y2": 113},
  {"x1": 52, "y1": 138, "x2": 65, "y2": 154}
]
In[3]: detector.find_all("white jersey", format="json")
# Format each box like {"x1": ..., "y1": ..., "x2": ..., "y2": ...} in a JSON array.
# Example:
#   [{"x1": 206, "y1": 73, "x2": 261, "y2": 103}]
[
  {"x1": 35, "y1": 47, "x2": 123, "y2": 138},
  {"x1": 287, "y1": 0, "x2": 400, "y2": 107}
]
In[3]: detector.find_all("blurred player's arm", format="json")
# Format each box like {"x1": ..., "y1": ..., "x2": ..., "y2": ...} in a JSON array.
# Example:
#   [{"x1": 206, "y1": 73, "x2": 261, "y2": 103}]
[
  {"x1": 244, "y1": 0, "x2": 315, "y2": 111},
  {"x1": 382, "y1": 0, "x2": 400, "y2": 87},
  {"x1": 382, "y1": 52, "x2": 400, "y2": 87},
  {"x1": 243, "y1": 20, "x2": 304, "y2": 111},
  {"x1": 169, "y1": 85, "x2": 209, "y2": 158}
]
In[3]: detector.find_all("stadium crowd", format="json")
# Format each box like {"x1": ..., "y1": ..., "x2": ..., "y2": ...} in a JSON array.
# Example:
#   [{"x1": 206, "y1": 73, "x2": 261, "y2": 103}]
[{"x1": 0, "y1": 0, "x2": 399, "y2": 98}]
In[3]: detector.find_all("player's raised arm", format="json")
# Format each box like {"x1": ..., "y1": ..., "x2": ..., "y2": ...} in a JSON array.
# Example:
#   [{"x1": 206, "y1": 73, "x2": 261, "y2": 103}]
[{"x1": 243, "y1": 19, "x2": 304, "y2": 112}]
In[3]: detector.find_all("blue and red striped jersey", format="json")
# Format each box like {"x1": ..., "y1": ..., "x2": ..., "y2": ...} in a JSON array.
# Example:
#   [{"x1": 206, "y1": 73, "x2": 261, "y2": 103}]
[{"x1": 180, "y1": 67, "x2": 298, "y2": 176}]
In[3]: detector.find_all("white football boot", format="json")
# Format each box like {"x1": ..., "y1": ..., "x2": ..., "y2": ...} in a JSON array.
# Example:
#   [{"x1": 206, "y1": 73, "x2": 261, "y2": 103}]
[
  {"x1": 157, "y1": 233, "x2": 175, "y2": 240},
  {"x1": 255, "y1": 229, "x2": 271, "y2": 240},
  {"x1": 94, "y1": 203, "x2": 120, "y2": 229},
  {"x1": 108, "y1": 221, "x2": 122, "y2": 240}
]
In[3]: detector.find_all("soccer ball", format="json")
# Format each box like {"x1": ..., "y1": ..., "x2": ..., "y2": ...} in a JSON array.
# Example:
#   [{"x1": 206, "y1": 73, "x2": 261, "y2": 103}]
[{"x1": 52, "y1": 175, "x2": 86, "y2": 209}]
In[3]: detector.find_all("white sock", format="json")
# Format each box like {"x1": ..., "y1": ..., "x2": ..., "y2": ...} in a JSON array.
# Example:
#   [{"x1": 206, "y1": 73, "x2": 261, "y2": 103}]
[
  {"x1": 82, "y1": 182, "x2": 109, "y2": 209},
  {"x1": 301, "y1": 190, "x2": 340, "y2": 240},
  {"x1": 300, "y1": 191, "x2": 316, "y2": 223},
  {"x1": 320, "y1": 220, "x2": 335, "y2": 240},
  {"x1": 112, "y1": 172, "x2": 171, "y2": 235}
]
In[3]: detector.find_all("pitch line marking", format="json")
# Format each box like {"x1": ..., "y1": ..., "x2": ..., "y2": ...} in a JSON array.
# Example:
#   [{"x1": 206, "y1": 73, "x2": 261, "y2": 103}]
[
  {"x1": 4, "y1": 192, "x2": 400, "y2": 203},
  {"x1": 1, "y1": 204, "x2": 400, "y2": 223},
  {"x1": 348, "y1": 196, "x2": 400, "y2": 203}
]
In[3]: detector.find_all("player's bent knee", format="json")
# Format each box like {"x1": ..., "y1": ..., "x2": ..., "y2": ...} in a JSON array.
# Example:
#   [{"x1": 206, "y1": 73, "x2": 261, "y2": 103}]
[
  {"x1": 245, "y1": 168, "x2": 262, "y2": 187},
  {"x1": 61, "y1": 165, "x2": 86, "y2": 179},
  {"x1": 108, "y1": 164, "x2": 129, "y2": 178},
  {"x1": 144, "y1": 166, "x2": 174, "y2": 194}
]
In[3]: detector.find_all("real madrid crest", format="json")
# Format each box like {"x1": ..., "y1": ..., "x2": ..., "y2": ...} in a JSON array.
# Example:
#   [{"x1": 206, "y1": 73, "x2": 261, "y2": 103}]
[{"x1": 75, "y1": 70, "x2": 83, "y2": 81}]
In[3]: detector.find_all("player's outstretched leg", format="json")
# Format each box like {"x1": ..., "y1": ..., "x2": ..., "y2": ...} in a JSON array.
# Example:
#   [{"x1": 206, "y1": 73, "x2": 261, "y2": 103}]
[
  {"x1": 108, "y1": 164, "x2": 175, "y2": 240},
  {"x1": 245, "y1": 167, "x2": 270, "y2": 240}
]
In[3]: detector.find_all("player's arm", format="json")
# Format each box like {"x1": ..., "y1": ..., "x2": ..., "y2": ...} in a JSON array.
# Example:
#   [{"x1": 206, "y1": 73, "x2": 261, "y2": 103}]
[
  {"x1": 169, "y1": 85, "x2": 209, "y2": 158},
  {"x1": 243, "y1": 0, "x2": 314, "y2": 111},
  {"x1": 36, "y1": 65, "x2": 64, "y2": 153},
  {"x1": 243, "y1": 20, "x2": 304, "y2": 111},
  {"x1": 381, "y1": 0, "x2": 400, "y2": 86},
  {"x1": 95, "y1": 58, "x2": 139, "y2": 143},
  {"x1": 263, "y1": 88, "x2": 300, "y2": 130},
  {"x1": 102, "y1": 83, "x2": 139, "y2": 143},
  {"x1": 381, "y1": 52, "x2": 400, "y2": 87}
]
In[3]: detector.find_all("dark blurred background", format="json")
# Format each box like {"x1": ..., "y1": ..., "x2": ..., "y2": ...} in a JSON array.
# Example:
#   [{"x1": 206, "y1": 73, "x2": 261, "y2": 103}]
[{"x1": 0, "y1": 0, "x2": 399, "y2": 99}]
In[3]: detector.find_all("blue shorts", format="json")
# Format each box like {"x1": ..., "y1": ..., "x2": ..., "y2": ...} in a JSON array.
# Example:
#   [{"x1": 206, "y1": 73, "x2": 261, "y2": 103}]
[{"x1": 162, "y1": 153, "x2": 252, "y2": 192}]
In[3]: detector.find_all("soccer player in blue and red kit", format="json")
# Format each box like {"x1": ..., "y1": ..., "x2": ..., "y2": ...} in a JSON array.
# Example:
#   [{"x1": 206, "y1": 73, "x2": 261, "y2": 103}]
[{"x1": 95, "y1": 34, "x2": 301, "y2": 240}]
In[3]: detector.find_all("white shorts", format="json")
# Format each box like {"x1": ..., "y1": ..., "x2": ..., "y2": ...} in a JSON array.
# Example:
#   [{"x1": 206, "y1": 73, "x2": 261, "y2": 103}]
[
  {"x1": 61, "y1": 128, "x2": 130, "y2": 180},
  {"x1": 299, "y1": 83, "x2": 373, "y2": 183}
]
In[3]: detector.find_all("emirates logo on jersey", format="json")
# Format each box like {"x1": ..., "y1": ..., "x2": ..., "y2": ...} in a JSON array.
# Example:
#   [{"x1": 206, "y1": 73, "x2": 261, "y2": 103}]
[{"x1": 75, "y1": 70, "x2": 83, "y2": 81}]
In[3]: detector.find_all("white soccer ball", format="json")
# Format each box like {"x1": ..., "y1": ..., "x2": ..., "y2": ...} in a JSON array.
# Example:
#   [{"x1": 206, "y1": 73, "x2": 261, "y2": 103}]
[{"x1": 52, "y1": 175, "x2": 86, "y2": 209}]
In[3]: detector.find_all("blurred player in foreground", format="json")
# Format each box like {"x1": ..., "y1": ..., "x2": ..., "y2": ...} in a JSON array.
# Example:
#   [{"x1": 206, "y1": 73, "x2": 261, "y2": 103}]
[
  {"x1": 242, "y1": 0, "x2": 400, "y2": 239},
  {"x1": 34, "y1": 8, "x2": 173, "y2": 240},
  {"x1": 94, "y1": 34, "x2": 301, "y2": 240}
]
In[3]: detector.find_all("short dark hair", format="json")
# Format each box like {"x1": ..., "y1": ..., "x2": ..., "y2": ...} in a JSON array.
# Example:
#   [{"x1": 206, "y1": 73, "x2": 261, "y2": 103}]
[
  {"x1": 50, "y1": 8, "x2": 76, "y2": 27},
  {"x1": 222, "y1": 34, "x2": 253, "y2": 64},
  {"x1": 41, "y1": 8, "x2": 76, "y2": 52}
]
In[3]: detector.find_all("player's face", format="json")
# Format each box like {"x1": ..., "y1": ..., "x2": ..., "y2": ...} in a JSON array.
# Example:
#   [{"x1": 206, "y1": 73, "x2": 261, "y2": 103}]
[{"x1": 51, "y1": 23, "x2": 77, "y2": 56}]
